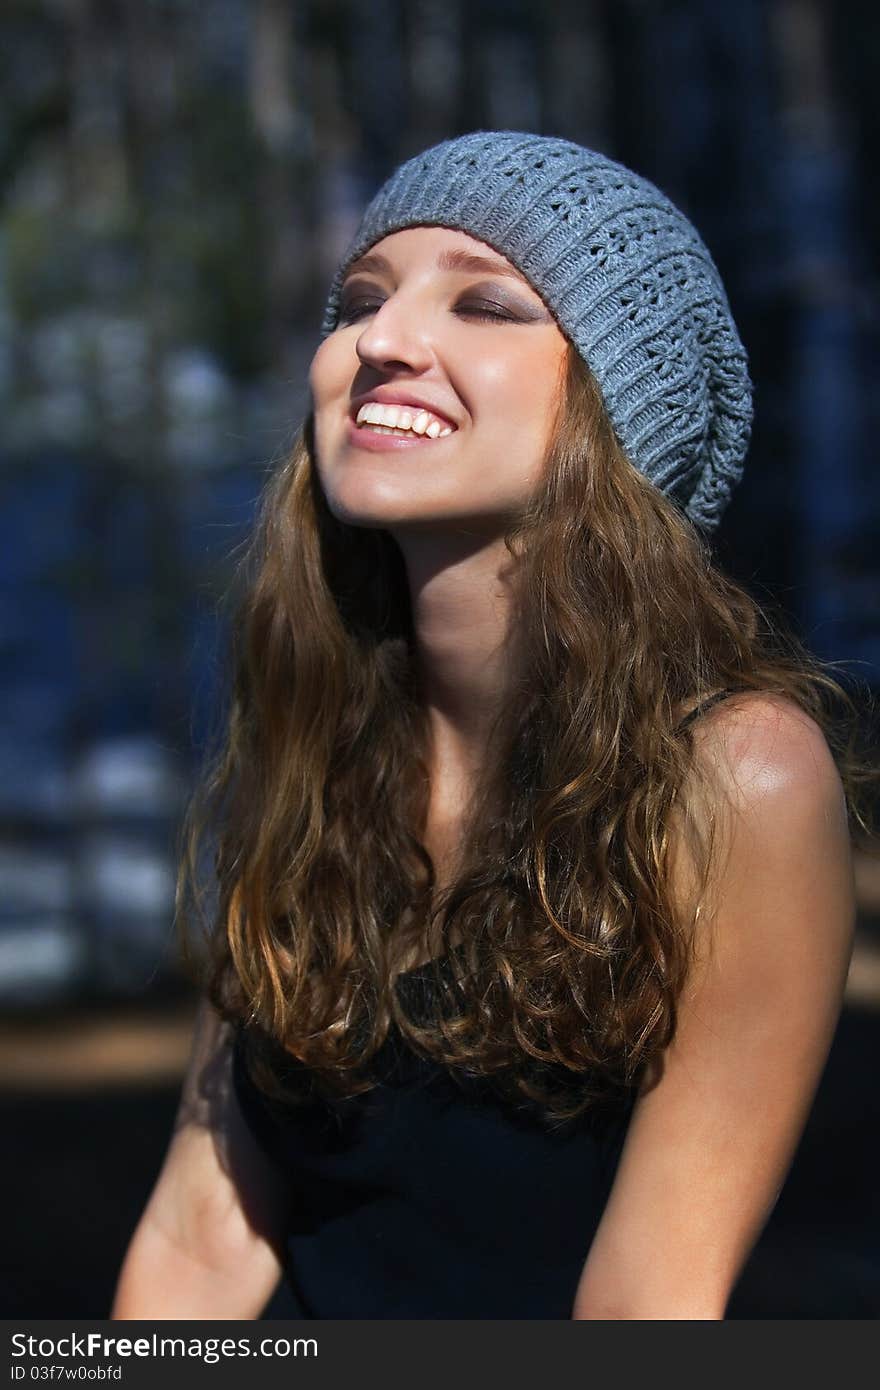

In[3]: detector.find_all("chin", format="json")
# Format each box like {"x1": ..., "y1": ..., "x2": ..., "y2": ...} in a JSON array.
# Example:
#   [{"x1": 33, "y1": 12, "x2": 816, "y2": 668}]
[
  {"x1": 321, "y1": 473, "x2": 433, "y2": 529},
  {"x1": 321, "y1": 489, "x2": 414, "y2": 530},
  {"x1": 320, "y1": 490, "x2": 387, "y2": 528}
]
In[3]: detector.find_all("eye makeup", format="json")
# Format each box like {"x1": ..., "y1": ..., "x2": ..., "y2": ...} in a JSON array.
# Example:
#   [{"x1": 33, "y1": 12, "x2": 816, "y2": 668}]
[
  {"x1": 338, "y1": 277, "x2": 552, "y2": 325},
  {"x1": 453, "y1": 282, "x2": 552, "y2": 322}
]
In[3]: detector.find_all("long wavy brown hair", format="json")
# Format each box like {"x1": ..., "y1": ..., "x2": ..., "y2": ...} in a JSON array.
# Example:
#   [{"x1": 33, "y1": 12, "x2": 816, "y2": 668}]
[{"x1": 179, "y1": 343, "x2": 872, "y2": 1129}]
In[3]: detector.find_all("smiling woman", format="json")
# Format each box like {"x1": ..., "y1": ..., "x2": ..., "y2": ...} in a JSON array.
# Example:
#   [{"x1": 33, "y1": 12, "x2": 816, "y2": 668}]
[{"x1": 112, "y1": 132, "x2": 867, "y2": 1321}]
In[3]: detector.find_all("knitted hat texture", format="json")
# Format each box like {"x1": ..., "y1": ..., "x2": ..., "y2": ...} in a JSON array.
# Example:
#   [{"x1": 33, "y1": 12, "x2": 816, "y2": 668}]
[{"x1": 321, "y1": 131, "x2": 753, "y2": 533}]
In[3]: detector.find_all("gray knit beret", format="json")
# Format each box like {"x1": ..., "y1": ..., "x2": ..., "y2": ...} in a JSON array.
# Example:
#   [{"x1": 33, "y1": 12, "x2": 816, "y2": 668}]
[{"x1": 321, "y1": 131, "x2": 752, "y2": 533}]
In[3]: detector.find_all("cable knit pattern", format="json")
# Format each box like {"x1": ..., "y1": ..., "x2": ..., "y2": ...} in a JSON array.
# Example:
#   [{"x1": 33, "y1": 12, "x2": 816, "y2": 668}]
[{"x1": 321, "y1": 131, "x2": 752, "y2": 533}]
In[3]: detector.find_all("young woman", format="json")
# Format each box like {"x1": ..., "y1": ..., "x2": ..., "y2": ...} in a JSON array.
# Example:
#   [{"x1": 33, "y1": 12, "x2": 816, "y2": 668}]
[{"x1": 112, "y1": 132, "x2": 860, "y2": 1320}]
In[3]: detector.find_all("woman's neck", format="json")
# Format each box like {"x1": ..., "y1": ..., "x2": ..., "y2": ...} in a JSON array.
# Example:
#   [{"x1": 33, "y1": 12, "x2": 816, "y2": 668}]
[{"x1": 396, "y1": 529, "x2": 518, "y2": 787}]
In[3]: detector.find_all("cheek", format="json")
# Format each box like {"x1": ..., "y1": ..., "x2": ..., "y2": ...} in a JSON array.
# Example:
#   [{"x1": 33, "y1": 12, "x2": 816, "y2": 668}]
[
  {"x1": 468, "y1": 345, "x2": 562, "y2": 444},
  {"x1": 308, "y1": 336, "x2": 349, "y2": 412},
  {"x1": 309, "y1": 338, "x2": 351, "y2": 473}
]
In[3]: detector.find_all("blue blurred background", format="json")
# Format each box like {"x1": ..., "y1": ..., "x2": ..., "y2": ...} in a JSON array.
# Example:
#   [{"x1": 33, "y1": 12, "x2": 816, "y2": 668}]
[{"x1": 1, "y1": 0, "x2": 878, "y2": 1318}]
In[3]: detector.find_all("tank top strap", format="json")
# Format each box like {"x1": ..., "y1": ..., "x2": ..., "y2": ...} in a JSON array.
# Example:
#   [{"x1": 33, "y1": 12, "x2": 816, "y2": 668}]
[{"x1": 675, "y1": 687, "x2": 742, "y2": 734}]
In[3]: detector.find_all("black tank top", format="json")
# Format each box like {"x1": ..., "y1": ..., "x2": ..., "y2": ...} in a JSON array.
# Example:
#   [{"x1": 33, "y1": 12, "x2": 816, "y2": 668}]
[{"x1": 232, "y1": 689, "x2": 739, "y2": 1318}]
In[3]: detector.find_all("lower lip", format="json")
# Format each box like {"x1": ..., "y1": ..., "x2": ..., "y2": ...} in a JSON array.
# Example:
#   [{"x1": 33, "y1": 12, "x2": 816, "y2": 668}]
[{"x1": 345, "y1": 418, "x2": 454, "y2": 452}]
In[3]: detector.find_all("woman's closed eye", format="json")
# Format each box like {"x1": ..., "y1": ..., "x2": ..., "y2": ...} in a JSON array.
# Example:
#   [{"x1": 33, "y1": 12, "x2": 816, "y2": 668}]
[
  {"x1": 337, "y1": 294, "x2": 522, "y2": 326},
  {"x1": 338, "y1": 297, "x2": 384, "y2": 323},
  {"x1": 455, "y1": 300, "x2": 517, "y2": 322}
]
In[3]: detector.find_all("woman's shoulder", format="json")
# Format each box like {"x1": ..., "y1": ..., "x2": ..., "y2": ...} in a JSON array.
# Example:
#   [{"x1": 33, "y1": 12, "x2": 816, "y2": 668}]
[
  {"x1": 675, "y1": 693, "x2": 851, "y2": 927},
  {"x1": 683, "y1": 689, "x2": 843, "y2": 817},
  {"x1": 670, "y1": 689, "x2": 853, "y2": 967}
]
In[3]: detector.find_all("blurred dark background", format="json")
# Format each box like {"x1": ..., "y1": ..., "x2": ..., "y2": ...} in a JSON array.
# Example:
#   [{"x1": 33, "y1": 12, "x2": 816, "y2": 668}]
[{"x1": 1, "y1": 0, "x2": 878, "y2": 1319}]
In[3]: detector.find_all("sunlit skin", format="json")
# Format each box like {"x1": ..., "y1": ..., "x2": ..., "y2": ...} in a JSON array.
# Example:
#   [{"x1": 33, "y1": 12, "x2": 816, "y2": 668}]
[
  {"x1": 309, "y1": 227, "x2": 570, "y2": 813},
  {"x1": 309, "y1": 225, "x2": 568, "y2": 539}
]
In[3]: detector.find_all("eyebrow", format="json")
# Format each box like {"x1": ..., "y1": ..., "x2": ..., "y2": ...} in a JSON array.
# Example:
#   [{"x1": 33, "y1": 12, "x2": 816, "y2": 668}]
[{"x1": 342, "y1": 247, "x2": 533, "y2": 287}]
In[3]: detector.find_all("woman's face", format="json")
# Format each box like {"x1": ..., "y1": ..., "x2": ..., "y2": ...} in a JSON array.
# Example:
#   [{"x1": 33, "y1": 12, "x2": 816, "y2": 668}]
[{"x1": 309, "y1": 227, "x2": 569, "y2": 537}]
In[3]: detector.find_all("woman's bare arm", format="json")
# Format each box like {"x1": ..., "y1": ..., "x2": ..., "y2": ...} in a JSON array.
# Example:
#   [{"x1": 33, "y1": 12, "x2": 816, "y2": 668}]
[
  {"x1": 572, "y1": 694, "x2": 855, "y2": 1319},
  {"x1": 112, "y1": 1000, "x2": 292, "y2": 1319}
]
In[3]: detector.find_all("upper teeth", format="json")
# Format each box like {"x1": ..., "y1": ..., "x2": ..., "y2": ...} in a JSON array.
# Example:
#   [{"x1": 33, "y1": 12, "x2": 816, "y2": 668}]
[{"x1": 355, "y1": 402, "x2": 453, "y2": 438}]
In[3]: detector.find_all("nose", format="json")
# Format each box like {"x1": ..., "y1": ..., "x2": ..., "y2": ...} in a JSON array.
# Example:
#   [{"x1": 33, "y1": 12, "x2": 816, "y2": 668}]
[{"x1": 354, "y1": 294, "x2": 434, "y2": 375}]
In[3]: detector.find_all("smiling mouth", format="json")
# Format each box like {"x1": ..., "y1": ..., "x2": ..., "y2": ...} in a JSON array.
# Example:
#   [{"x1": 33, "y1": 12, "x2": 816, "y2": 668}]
[
  {"x1": 358, "y1": 423, "x2": 450, "y2": 438},
  {"x1": 353, "y1": 403, "x2": 455, "y2": 439},
  {"x1": 346, "y1": 417, "x2": 453, "y2": 450}
]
